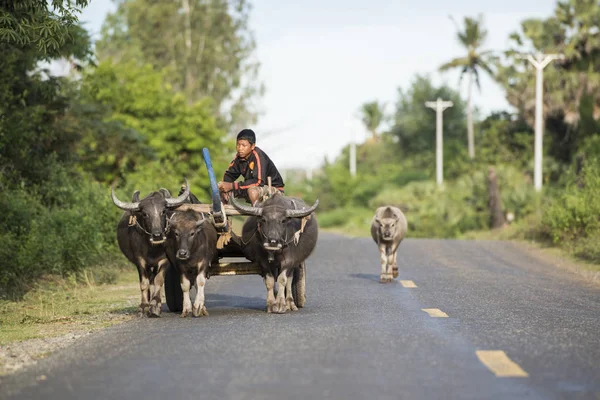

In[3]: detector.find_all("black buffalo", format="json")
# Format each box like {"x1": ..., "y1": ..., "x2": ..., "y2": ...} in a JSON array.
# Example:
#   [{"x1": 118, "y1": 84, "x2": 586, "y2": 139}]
[
  {"x1": 112, "y1": 179, "x2": 190, "y2": 317},
  {"x1": 166, "y1": 210, "x2": 217, "y2": 318},
  {"x1": 230, "y1": 193, "x2": 319, "y2": 313}
]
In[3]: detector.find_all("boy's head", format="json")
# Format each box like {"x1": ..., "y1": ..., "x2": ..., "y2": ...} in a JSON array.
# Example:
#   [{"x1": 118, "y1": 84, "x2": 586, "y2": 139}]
[{"x1": 236, "y1": 129, "x2": 256, "y2": 158}]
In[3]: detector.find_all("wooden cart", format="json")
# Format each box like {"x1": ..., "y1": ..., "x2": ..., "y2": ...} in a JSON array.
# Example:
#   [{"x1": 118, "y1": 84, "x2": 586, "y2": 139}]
[{"x1": 163, "y1": 148, "x2": 306, "y2": 312}]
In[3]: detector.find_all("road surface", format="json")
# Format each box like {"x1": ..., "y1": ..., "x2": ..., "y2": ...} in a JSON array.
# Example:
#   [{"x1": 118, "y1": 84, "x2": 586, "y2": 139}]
[{"x1": 1, "y1": 233, "x2": 599, "y2": 399}]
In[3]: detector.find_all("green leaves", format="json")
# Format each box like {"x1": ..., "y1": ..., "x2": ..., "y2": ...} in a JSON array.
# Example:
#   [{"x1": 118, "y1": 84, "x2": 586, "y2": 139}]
[{"x1": 95, "y1": 0, "x2": 262, "y2": 131}]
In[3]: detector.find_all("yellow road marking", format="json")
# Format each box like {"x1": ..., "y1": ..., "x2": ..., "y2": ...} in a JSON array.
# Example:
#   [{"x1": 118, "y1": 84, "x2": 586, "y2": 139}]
[
  {"x1": 422, "y1": 308, "x2": 448, "y2": 318},
  {"x1": 476, "y1": 351, "x2": 529, "y2": 377},
  {"x1": 399, "y1": 280, "x2": 417, "y2": 288}
]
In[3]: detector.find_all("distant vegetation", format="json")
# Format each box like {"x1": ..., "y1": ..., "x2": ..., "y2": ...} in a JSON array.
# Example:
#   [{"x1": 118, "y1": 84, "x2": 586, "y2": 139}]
[
  {"x1": 288, "y1": 1, "x2": 600, "y2": 265},
  {"x1": 0, "y1": 0, "x2": 598, "y2": 297}
]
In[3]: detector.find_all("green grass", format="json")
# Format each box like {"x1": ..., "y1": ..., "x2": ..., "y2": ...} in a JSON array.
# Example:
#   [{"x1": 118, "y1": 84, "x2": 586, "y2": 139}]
[{"x1": 0, "y1": 265, "x2": 139, "y2": 347}]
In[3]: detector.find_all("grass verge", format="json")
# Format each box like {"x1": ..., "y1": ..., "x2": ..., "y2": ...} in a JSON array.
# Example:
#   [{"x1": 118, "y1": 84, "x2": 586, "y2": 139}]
[{"x1": 0, "y1": 262, "x2": 140, "y2": 375}]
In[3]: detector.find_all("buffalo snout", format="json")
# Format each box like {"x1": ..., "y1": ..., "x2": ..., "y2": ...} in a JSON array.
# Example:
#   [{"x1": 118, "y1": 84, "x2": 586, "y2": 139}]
[
  {"x1": 177, "y1": 249, "x2": 190, "y2": 260},
  {"x1": 263, "y1": 238, "x2": 283, "y2": 251}
]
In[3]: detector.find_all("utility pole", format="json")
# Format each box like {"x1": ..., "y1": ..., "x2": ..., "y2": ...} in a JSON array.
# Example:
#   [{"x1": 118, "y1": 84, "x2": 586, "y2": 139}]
[
  {"x1": 425, "y1": 97, "x2": 453, "y2": 186},
  {"x1": 519, "y1": 53, "x2": 564, "y2": 192},
  {"x1": 349, "y1": 128, "x2": 357, "y2": 178}
]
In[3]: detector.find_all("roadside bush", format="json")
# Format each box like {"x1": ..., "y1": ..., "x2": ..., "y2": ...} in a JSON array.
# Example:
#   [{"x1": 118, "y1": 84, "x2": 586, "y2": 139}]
[
  {"x1": 542, "y1": 158, "x2": 600, "y2": 262},
  {"x1": 0, "y1": 173, "x2": 120, "y2": 298}
]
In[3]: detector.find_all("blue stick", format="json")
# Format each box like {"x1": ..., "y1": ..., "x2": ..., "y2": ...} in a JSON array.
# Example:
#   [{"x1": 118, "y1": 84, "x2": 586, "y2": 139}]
[{"x1": 202, "y1": 147, "x2": 223, "y2": 217}]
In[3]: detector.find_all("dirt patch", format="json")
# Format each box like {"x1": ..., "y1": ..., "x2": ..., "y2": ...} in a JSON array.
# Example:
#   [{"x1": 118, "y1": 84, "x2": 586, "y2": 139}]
[
  {"x1": 510, "y1": 240, "x2": 600, "y2": 287},
  {"x1": 0, "y1": 330, "x2": 91, "y2": 376}
]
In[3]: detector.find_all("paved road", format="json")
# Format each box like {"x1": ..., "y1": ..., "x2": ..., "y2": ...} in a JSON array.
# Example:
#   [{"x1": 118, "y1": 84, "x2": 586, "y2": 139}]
[{"x1": 1, "y1": 233, "x2": 599, "y2": 399}]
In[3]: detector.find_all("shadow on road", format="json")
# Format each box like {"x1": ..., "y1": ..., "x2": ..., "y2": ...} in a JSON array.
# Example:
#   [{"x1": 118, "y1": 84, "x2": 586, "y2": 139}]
[
  {"x1": 206, "y1": 293, "x2": 266, "y2": 311},
  {"x1": 349, "y1": 273, "x2": 381, "y2": 282}
]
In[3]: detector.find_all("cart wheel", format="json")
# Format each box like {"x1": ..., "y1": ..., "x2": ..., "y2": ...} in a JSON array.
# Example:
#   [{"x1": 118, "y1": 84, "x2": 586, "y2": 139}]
[
  {"x1": 292, "y1": 262, "x2": 306, "y2": 308},
  {"x1": 165, "y1": 263, "x2": 183, "y2": 312}
]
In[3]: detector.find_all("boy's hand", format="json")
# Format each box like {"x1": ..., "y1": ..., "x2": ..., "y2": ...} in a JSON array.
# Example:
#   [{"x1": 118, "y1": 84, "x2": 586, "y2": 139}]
[{"x1": 218, "y1": 181, "x2": 233, "y2": 192}]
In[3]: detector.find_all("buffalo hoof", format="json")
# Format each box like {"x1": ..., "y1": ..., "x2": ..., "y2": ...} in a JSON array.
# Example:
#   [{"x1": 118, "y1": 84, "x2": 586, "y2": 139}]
[
  {"x1": 181, "y1": 304, "x2": 193, "y2": 318},
  {"x1": 148, "y1": 301, "x2": 161, "y2": 318},
  {"x1": 266, "y1": 298, "x2": 276, "y2": 313},
  {"x1": 138, "y1": 304, "x2": 150, "y2": 317},
  {"x1": 193, "y1": 305, "x2": 208, "y2": 317},
  {"x1": 148, "y1": 308, "x2": 161, "y2": 318},
  {"x1": 286, "y1": 298, "x2": 298, "y2": 311},
  {"x1": 392, "y1": 264, "x2": 399, "y2": 278},
  {"x1": 380, "y1": 275, "x2": 393, "y2": 283},
  {"x1": 271, "y1": 298, "x2": 287, "y2": 314}
]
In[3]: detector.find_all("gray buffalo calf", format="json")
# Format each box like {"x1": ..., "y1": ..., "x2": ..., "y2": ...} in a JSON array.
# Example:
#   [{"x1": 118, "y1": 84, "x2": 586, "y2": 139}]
[
  {"x1": 166, "y1": 210, "x2": 217, "y2": 317},
  {"x1": 370, "y1": 206, "x2": 408, "y2": 283}
]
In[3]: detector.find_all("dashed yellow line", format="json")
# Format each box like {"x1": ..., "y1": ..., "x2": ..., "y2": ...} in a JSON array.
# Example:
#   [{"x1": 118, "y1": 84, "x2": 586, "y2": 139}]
[
  {"x1": 399, "y1": 280, "x2": 417, "y2": 288},
  {"x1": 476, "y1": 351, "x2": 529, "y2": 377},
  {"x1": 422, "y1": 308, "x2": 448, "y2": 318}
]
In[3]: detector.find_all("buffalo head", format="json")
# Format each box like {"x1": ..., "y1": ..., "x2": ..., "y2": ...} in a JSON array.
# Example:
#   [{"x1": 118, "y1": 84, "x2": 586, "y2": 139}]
[
  {"x1": 374, "y1": 207, "x2": 402, "y2": 241},
  {"x1": 111, "y1": 178, "x2": 190, "y2": 245},
  {"x1": 168, "y1": 211, "x2": 208, "y2": 261},
  {"x1": 230, "y1": 194, "x2": 318, "y2": 251}
]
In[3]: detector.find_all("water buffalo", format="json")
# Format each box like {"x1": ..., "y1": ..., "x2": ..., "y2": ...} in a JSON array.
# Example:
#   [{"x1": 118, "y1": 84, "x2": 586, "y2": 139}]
[
  {"x1": 112, "y1": 179, "x2": 190, "y2": 317},
  {"x1": 165, "y1": 210, "x2": 217, "y2": 318},
  {"x1": 370, "y1": 206, "x2": 408, "y2": 283},
  {"x1": 229, "y1": 193, "x2": 319, "y2": 313}
]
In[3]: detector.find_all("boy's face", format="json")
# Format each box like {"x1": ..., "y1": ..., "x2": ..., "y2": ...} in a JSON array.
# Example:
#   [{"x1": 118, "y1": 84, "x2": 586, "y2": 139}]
[{"x1": 236, "y1": 139, "x2": 255, "y2": 158}]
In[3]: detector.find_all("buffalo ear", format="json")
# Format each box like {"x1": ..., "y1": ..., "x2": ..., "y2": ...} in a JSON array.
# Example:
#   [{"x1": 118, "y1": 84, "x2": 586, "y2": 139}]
[
  {"x1": 131, "y1": 190, "x2": 141, "y2": 202},
  {"x1": 195, "y1": 214, "x2": 207, "y2": 228}
]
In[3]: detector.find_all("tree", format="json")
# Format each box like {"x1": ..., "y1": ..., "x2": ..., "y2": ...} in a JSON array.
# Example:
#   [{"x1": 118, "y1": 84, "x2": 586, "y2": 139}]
[
  {"x1": 359, "y1": 101, "x2": 386, "y2": 142},
  {"x1": 95, "y1": 0, "x2": 263, "y2": 131},
  {"x1": 71, "y1": 60, "x2": 231, "y2": 193},
  {"x1": 0, "y1": 0, "x2": 93, "y2": 187},
  {"x1": 391, "y1": 75, "x2": 467, "y2": 162},
  {"x1": 439, "y1": 14, "x2": 496, "y2": 159},
  {"x1": 497, "y1": 0, "x2": 600, "y2": 163}
]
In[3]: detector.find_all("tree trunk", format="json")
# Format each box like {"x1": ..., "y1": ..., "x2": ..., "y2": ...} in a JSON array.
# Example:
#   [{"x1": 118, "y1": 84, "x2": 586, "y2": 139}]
[
  {"x1": 488, "y1": 166, "x2": 505, "y2": 229},
  {"x1": 181, "y1": 0, "x2": 194, "y2": 103},
  {"x1": 467, "y1": 70, "x2": 475, "y2": 159}
]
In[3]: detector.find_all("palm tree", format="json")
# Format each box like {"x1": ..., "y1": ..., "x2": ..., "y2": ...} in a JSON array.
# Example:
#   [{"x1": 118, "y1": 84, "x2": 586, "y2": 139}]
[
  {"x1": 359, "y1": 101, "x2": 387, "y2": 142},
  {"x1": 439, "y1": 14, "x2": 495, "y2": 159}
]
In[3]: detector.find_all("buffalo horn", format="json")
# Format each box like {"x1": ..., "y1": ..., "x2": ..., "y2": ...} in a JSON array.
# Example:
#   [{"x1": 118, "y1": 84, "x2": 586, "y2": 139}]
[
  {"x1": 286, "y1": 199, "x2": 319, "y2": 218},
  {"x1": 111, "y1": 186, "x2": 141, "y2": 211},
  {"x1": 165, "y1": 177, "x2": 190, "y2": 207},
  {"x1": 229, "y1": 195, "x2": 263, "y2": 216}
]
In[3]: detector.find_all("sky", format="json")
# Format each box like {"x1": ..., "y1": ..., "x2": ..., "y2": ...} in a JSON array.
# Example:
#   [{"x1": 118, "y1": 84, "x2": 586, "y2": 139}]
[{"x1": 77, "y1": 0, "x2": 558, "y2": 171}]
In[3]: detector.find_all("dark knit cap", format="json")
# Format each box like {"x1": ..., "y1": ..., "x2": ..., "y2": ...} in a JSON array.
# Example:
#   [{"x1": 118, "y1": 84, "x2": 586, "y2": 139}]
[{"x1": 236, "y1": 129, "x2": 256, "y2": 144}]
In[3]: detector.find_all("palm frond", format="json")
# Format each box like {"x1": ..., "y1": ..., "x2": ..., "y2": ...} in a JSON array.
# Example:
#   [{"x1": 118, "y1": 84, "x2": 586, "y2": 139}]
[{"x1": 439, "y1": 57, "x2": 470, "y2": 71}]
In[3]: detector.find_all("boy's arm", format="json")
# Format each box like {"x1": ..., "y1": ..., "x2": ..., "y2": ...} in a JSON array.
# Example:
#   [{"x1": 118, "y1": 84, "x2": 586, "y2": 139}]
[{"x1": 223, "y1": 160, "x2": 241, "y2": 183}]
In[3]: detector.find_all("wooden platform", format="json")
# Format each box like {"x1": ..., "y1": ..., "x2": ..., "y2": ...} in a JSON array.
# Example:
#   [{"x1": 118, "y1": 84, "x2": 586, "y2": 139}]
[{"x1": 175, "y1": 203, "x2": 247, "y2": 216}]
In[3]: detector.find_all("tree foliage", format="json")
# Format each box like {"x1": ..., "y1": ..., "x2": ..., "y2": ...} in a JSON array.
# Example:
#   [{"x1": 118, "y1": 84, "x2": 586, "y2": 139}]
[{"x1": 95, "y1": 0, "x2": 263, "y2": 130}]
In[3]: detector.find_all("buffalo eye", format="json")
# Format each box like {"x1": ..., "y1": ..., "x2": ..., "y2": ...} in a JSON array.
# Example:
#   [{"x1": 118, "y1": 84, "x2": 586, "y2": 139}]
[
  {"x1": 190, "y1": 231, "x2": 195, "y2": 237},
  {"x1": 142, "y1": 212, "x2": 149, "y2": 218}
]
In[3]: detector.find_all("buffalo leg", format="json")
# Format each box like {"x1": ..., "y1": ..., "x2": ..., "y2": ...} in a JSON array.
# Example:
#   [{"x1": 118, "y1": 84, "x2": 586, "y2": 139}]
[
  {"x1": 137, "y1": 258, "x2": 151, "y2": 316},
  {"x1": 379, "y1": 245, "x2": 391, "y2": 283},
  {"x1": 273, "y1": 270, "x2": 288, "y2": 314},
  {"x1": 180, "y1": 273, "x2": 193, "y2": 318},
  {"x1": 149, "y1": 259, "x2": 168, "y2": 317},
  {"x1": 285, "y1": 269, "x2": 298, "y2": 311},
  {"x1": 386, "y1": 245, "x2": 395, "y2": 281},
  {"x1": 192, "y1": 267, "x2": 208, "y2": 317},
  {"x1": 265, "y1": 273, "x2": 276, "y2": 313},
  {"x1": 391, "y1": 245, "x2": 399, "y2": 279}
]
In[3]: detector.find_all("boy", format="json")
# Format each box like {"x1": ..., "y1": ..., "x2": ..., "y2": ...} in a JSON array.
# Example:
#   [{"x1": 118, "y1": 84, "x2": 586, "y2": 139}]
[{"x1": 218, "y1": 129, "x2": 285, "y2": 205}]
